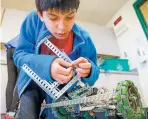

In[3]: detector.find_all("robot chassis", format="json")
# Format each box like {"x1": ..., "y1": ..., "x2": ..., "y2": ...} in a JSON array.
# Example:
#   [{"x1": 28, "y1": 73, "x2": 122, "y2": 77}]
[{"x1": 22, "y1": 35, "x2": 143, "y2": 119}]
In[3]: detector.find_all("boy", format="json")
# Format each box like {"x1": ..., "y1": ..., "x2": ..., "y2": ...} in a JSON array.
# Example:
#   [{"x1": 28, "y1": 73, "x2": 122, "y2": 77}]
[{"x1": 13, "y1": 0, "x2": 100, "y2": 119}]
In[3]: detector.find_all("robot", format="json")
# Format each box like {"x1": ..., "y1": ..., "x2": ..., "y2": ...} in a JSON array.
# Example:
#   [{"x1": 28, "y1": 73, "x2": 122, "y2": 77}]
[{"x1": 22, "y1": 36, "x2": 143, "y2": 119}]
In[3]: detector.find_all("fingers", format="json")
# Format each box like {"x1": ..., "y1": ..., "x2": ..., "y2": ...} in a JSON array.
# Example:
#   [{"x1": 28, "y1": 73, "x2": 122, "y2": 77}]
[
  {"x1": 51, "y1": 57, "x2": 91, "y2": 83},
  {"x1": 72, "y1": 57, "x2": 88, "y2": 66},
  {"x1": 78, "y1": 62, "x2": 91, "y2": 69},
  {"x1": 57, "y1": 67, "x2": 73, "y2": 76},
  {"x1": 51, "y1": 58, "x2": 74, "y2": 84},
  {"x1": 56, "y1": 70, "x2": 73, "y2": 84},
  {"x1": 58, "y1": 59, "x2": 72, "y2": 67},
  {"x1": 76, "y1": 68, "x2": 90, "y2": 74},
  {"x1": 76, "y1": 68, "x2": 90, "y2": 77},
  {"x1": 72, "y1": 58, "x2": 91, "y2": 78},
  {"x1": 77, "y1": 72, "x2": 89, "y2": 77}
]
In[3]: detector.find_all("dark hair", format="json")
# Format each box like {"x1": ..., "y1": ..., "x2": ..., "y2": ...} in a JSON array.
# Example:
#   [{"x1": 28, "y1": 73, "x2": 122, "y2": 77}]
[{"x1": 36, "y1": 0, "x2": 80, "y2": 13}]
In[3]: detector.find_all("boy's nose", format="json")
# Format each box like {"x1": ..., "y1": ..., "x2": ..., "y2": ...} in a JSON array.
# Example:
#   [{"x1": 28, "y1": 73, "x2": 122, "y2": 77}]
[{"x1": 58, "y1": 20, "x2": 66, "y2": 31}]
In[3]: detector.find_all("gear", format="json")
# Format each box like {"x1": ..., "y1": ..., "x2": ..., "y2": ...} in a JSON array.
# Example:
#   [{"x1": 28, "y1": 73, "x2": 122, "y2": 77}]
[{"x1": 116, "y1": 80, "x2": 143, "y2": 119}]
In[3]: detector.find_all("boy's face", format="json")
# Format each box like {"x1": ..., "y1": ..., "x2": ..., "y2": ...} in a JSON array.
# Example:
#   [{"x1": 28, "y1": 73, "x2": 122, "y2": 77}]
[{"x1": 37, "y1": 9, "x2": 76, "y2": 40}]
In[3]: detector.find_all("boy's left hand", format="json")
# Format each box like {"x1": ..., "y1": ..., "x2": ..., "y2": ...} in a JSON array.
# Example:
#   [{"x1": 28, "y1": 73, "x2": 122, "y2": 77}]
[{"x1": 72, "y1": 57, "x2": 91, "y2": 78}]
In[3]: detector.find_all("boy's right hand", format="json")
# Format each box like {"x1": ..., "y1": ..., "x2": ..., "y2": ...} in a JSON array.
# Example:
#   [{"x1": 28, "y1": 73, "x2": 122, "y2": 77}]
[{"x1": 51, "y1": 58, "x2": 73, "y2": 84}]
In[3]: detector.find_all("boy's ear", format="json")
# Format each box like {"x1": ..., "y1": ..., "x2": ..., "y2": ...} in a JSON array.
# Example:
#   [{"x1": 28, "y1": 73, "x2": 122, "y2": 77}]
[{"x1": 37, "y1": 10, "x2": 44, "y2": 22}]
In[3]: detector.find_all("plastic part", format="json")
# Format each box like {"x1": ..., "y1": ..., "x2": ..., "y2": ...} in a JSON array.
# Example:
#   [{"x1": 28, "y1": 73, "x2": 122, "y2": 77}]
[{"x1": 116, "y1": 80, "x2": 143, "y2": 119}]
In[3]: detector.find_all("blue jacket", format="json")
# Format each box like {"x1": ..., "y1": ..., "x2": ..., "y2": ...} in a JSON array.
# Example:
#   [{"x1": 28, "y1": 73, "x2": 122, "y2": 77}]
[{"x1": 13, "y1": 10, "x2": 100, "y2": 100}]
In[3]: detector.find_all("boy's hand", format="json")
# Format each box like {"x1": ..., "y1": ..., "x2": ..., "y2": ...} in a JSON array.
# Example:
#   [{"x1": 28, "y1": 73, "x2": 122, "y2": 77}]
[
  {"x1": 51, "y1": 58, "x2": 73, "y2": 84},
  {"x1": 72, "y1": 57, "x2": 91, "y2": 78}
]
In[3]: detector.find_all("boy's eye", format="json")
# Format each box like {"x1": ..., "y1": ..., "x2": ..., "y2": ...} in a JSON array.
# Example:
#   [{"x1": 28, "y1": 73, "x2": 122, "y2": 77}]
[
  {"x1": 47, "y1": 14, "x2": 58, "y2": 21},
  {"x1": 66, "y1": 16, "x2": 74, "y2": 20},
  {"x1": 49, "y1": 17, "x2": 58, "y2": 21}
]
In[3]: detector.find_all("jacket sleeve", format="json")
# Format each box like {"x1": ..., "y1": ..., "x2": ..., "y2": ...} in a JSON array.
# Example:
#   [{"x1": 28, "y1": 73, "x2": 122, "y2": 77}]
[
  {"x1": 80, "y1": 32, "x2": 100, "y2": 86},
  {"x1": 13, "y1": 11, "x2": 57, "y2": 82}
]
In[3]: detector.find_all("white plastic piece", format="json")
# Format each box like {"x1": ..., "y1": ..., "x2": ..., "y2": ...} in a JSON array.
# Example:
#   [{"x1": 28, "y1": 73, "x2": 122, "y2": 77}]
[{"x1": 137, "y1": 47, "x2": 148, "y2": 63}]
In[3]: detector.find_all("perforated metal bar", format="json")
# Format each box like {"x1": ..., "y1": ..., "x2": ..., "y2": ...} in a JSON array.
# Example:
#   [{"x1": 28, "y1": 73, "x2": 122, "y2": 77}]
[
  {"x1": 44, "y1": 36, "x2": 72, "y2": 63},
  {"x1": 21, "y1": 35, "x2": 81, "y2": 100},
  {"x1": 43, "y1": 37, "x2": 81, "y2": 98},
  {"x1": 68, "y1": 84, "x2": 93, "y2": 98},
  {"x1": 22, "y1": 64, "x2": 60, "y2": 99},
  {"x1": 42, "y1": 91, "x2": 116, "y2": 108}
]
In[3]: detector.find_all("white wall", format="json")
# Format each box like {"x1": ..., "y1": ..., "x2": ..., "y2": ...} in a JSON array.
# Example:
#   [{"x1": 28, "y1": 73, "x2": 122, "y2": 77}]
[
  {"x1": 106, "y1": 0, "x2": 148, "y2": 107},
  {"x1": 0, "y1": 51, "x2": 7, "y2": 113},
  {"x1": 77, "y1": 21, "x2": 120, "y2": 56},
  {"x1": 94, "y1": 71, "x2": 143, "y2": 99},
  {"x1": 1, "y1": 8, "x2": 28, "y2": 43}
]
